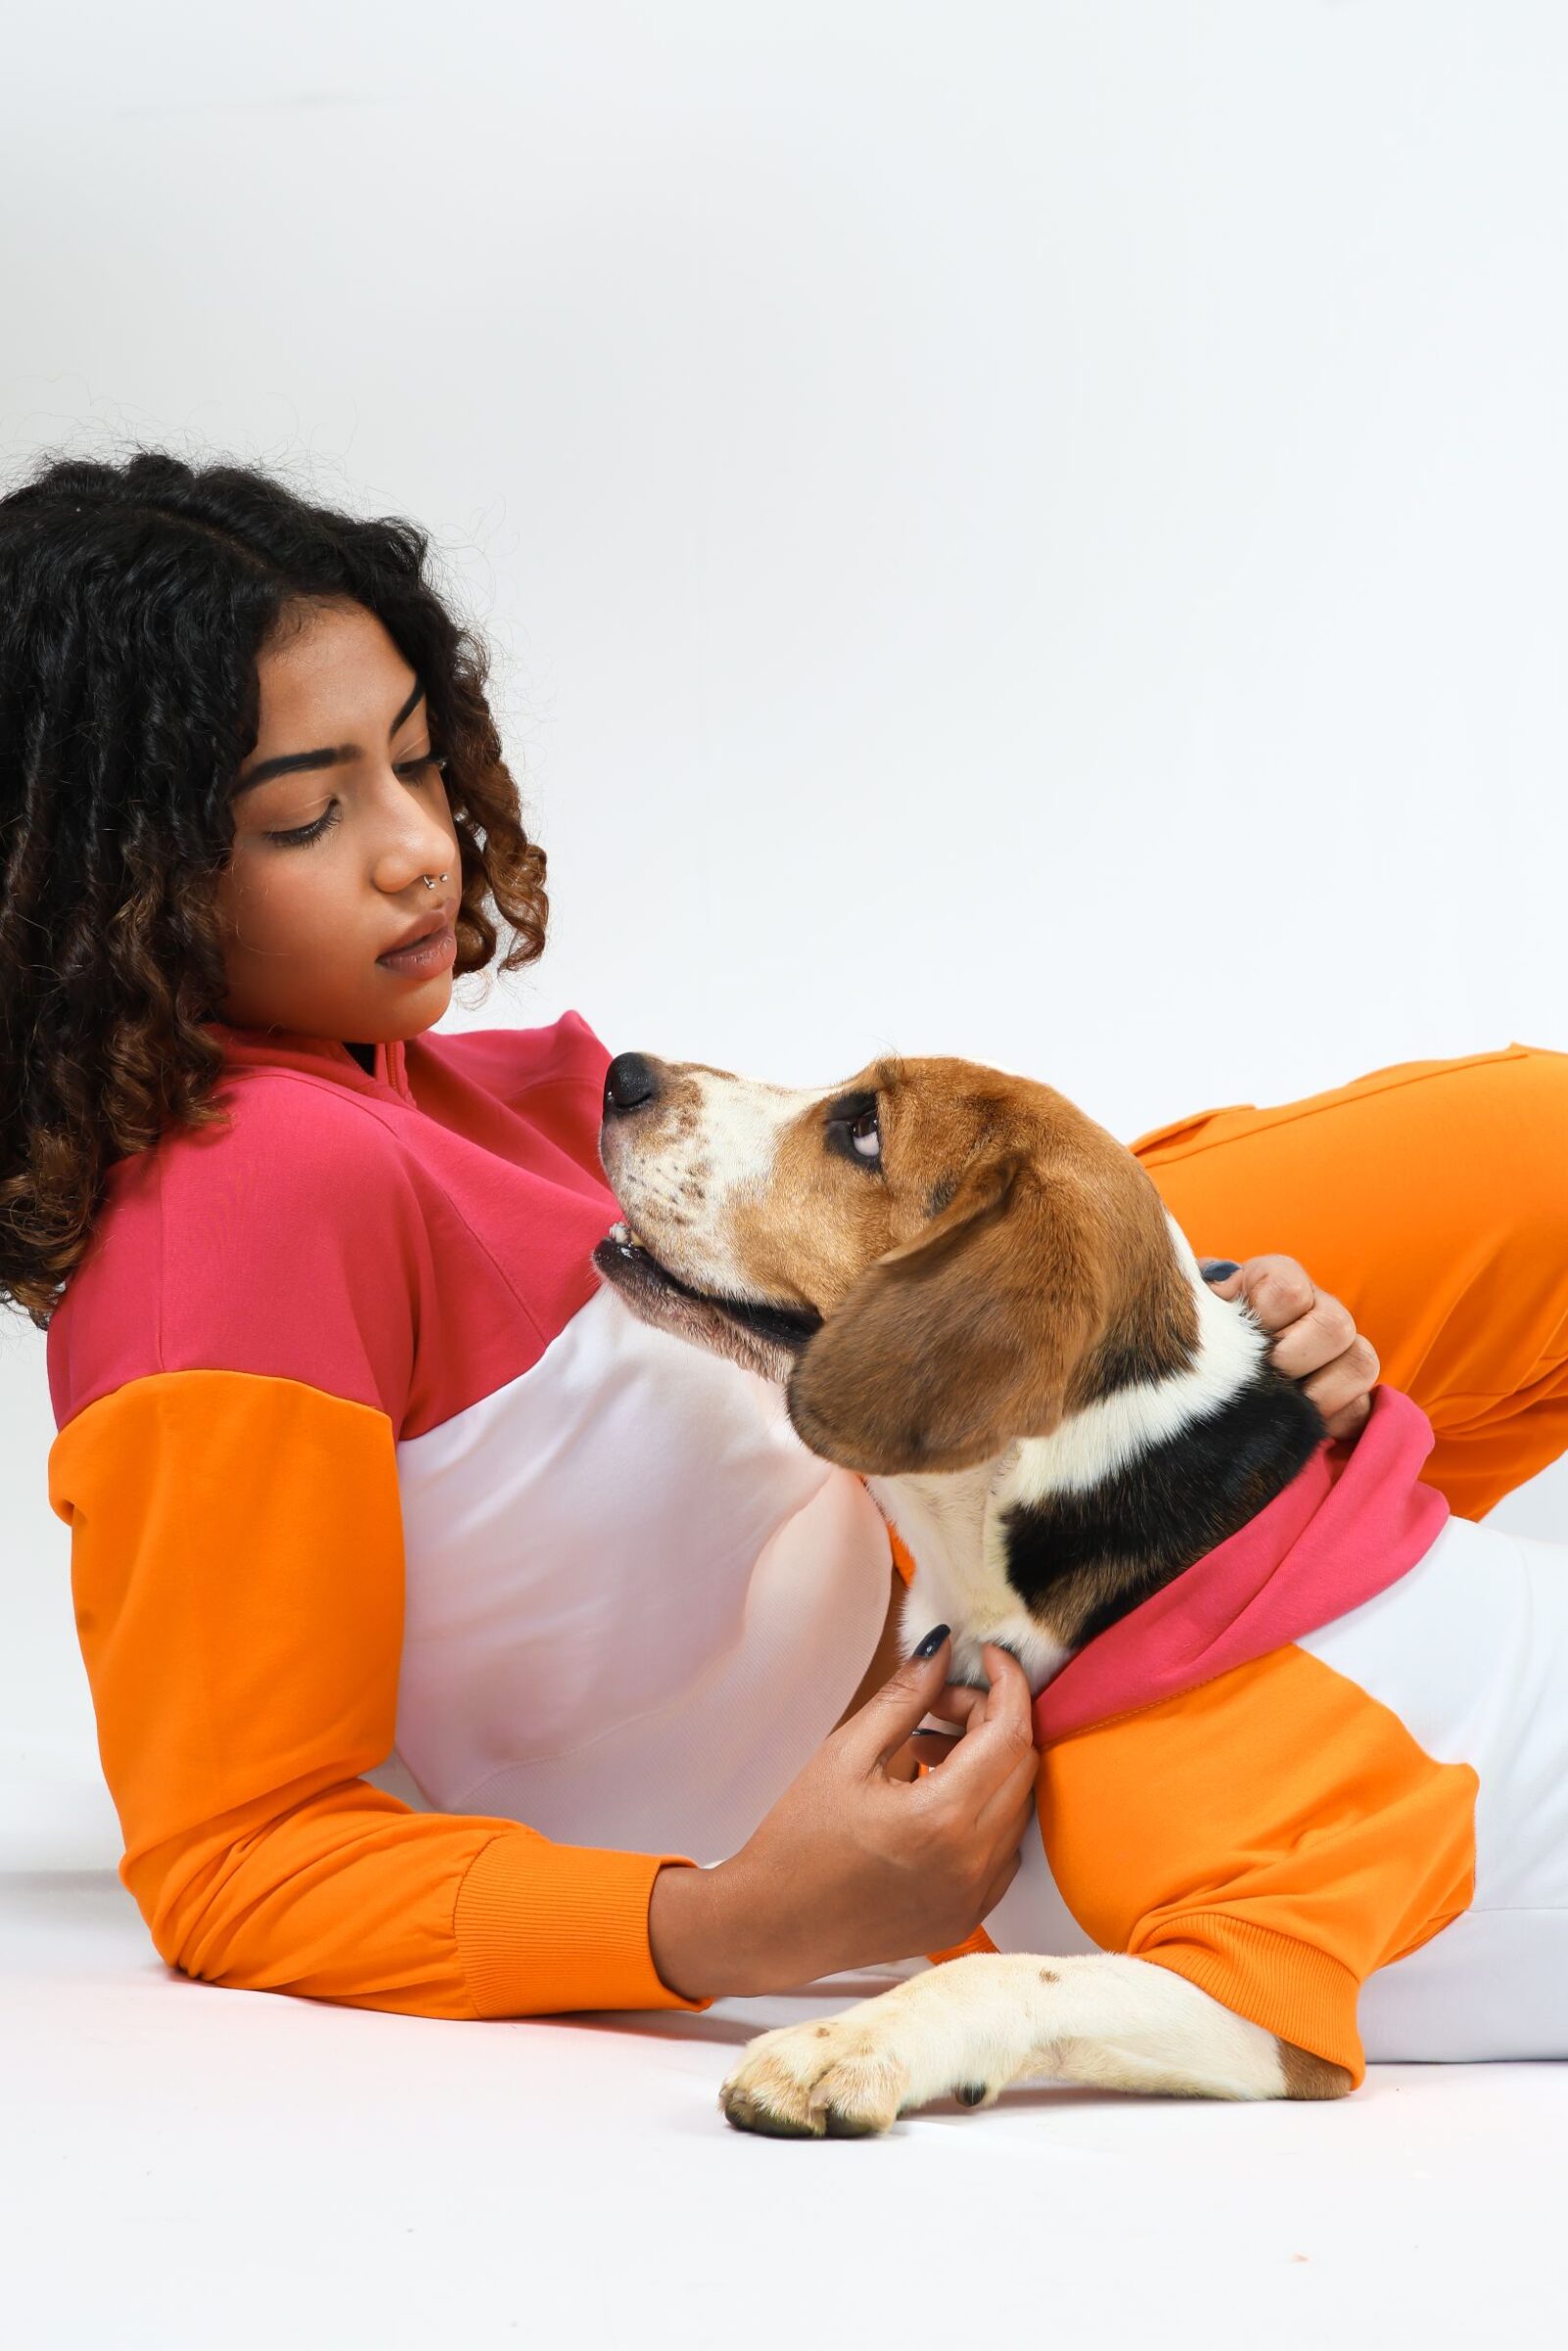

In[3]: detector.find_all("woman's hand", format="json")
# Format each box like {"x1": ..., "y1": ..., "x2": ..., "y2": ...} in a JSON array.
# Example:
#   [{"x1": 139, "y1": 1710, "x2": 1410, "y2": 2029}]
[
  {"x1": 1200, "y1": 1253, "x2": 1379, "y2": 1440},
  {"x1": 647, "y1": 1632, "x2": 1037, "y2": 2003}
]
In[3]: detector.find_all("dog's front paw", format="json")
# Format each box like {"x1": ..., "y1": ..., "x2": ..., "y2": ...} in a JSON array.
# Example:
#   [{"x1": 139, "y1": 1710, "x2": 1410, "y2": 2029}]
[{"x1": 720, "y1": 2012, "x2": 914, "y2": 2139}]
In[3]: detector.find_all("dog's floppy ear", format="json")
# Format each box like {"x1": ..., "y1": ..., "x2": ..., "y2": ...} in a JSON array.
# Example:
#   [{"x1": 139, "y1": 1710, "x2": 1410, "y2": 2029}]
[{"x1": 785, "y1": 1151, "x2": 1106, "y2": 1474}]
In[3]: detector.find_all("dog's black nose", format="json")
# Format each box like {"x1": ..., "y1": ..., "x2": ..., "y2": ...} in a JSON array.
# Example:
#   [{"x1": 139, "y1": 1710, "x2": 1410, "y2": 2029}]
[{"x1": 604, "y1": 1053, "x2": 661, "y2": 1114}]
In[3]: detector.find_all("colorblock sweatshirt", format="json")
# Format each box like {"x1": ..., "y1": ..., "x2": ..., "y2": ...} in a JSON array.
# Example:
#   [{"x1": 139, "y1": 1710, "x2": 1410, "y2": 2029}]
[
  {"x1": 984, "y1": 1386, "x2": 1568, "y2": 2081},
  {"x1": 45, "y1": 1013, "x2": 898, "y2": 2020}
]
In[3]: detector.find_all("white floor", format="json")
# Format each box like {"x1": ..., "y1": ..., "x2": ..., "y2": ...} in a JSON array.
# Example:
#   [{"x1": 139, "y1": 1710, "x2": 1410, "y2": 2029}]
[
  {"x1": 8, "y1": 1454, "x2": 1567, "y2": 2347},
  {"x1": 3, "y1": 1760, "x2": 1563, "y2": 2349}
]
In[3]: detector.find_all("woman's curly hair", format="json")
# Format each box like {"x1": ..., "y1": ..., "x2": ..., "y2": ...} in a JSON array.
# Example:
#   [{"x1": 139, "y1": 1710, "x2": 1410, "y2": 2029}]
[{"x1": 0, "y1": 447, "x2": 549, "y2": 1330}]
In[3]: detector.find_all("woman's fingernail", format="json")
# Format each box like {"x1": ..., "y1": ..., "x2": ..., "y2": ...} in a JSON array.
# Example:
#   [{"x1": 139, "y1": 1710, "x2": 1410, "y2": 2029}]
[
  {"x1": 1200, "y1": 1259, "x2": 1241, "y2": 1282},
  {"x1": 911, "y1": 1624, "x2": 951, "y2": 1660}
]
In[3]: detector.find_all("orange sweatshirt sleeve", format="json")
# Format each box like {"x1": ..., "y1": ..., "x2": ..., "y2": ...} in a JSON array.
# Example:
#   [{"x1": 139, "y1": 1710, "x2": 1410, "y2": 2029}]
[
  {"x1": 1039, "y1": 1645, "x2": 1477, "y2": 2083},
  {"x1": 48, "y1": 1365, "x2": 707, "y2": 2021}
]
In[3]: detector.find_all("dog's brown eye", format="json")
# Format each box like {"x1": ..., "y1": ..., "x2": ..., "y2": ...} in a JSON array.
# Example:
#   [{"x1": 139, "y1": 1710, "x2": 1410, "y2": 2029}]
[{"x1": 825, "y1": 1090, "x2": 882, "y2": 1170}]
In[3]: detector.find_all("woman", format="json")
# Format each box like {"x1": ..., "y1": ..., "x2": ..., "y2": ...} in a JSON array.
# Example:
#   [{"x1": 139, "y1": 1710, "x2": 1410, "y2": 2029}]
[{"x1": 5, "y1": 449, "x2": 1564, "y2": 2021}]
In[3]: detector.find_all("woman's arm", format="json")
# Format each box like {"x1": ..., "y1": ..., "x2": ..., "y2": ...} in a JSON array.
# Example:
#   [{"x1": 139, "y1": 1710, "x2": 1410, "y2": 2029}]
[
  {"x1": 53, "y1": 1369, "x2": 1036, "y2": 2016},
  {"x1": 50, "y1": 1367, "x2": 706, "y2": 2018}
]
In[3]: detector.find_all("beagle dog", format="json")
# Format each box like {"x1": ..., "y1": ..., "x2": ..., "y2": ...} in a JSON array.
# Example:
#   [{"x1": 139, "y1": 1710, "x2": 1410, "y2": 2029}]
[{"x1": 592, "y1": 1050, "x2": 1568, "y2": 2135}]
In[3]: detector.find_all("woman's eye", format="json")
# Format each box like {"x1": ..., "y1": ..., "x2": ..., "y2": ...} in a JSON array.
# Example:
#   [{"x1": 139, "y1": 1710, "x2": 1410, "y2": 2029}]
[
  {"x1": 267, "y1": 754, "x2": 446, "y2": 847},
  {"x1": 269, "y1": 806, "x2": 341, "y2": 848},
  {"x1": 850, "y1": 1109, "x2": 880, "y2": 1159}
]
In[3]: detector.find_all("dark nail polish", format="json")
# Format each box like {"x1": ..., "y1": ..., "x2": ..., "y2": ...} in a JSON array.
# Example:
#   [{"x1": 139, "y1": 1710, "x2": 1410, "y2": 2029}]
[
  {"x1": 1200, "y1": 1259, "x2": 1241, "y2": 1283},
  {"x1": 911, "y1": 1624, "x2": 951, "y2": 1660}
]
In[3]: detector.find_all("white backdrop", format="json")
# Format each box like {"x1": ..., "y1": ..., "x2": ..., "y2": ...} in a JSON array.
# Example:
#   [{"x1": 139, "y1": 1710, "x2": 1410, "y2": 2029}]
[
  {"x1": 3, "y1": 13, "x2": 1567, "y2": 2334},
  {"x1": 7, "y1": 0, "x2": 1567, "y2": 1748}
]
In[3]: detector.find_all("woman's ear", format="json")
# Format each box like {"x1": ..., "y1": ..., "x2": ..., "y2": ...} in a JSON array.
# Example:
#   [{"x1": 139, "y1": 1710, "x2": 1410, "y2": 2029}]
[{"x1": 784, "y1": 1151, "x2": 1105, "y2": 1475}]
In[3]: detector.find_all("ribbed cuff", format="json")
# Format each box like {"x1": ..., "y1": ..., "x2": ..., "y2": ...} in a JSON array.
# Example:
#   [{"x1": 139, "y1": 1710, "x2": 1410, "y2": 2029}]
[
  {"x1": 1139, "y1": 1913, "x2": 1366, "y2": 2085},
  {"x1": 453, "y1": 1832, "x2": 710, "y2": 2019}
]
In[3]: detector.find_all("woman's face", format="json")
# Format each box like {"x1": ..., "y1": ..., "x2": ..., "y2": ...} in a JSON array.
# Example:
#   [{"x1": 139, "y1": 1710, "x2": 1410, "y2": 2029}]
[{"x1": 213, "y1": 596, "x2": 464, "y2": 1044}]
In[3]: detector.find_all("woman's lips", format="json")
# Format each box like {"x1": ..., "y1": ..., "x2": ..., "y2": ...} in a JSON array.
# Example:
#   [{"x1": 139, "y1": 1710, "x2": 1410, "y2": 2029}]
[{"x1": 376, "y1": 920, "x2": 457, "y2": 977}]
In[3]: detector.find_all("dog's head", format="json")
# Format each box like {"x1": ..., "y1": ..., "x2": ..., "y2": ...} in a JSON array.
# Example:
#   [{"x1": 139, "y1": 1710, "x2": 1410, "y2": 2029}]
[{"x1": 592, "y1": 1050, "x2": 1200, "y2": 1476}]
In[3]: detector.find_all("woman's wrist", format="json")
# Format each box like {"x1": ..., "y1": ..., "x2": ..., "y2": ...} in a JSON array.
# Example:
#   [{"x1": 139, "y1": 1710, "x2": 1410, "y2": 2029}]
[
  {"x1": 648, "y1": 1860, "x2": 729, "y2": 2002},
  {"x1": 649, "y1": 1855, "x2": 779, "y2": 2003}
]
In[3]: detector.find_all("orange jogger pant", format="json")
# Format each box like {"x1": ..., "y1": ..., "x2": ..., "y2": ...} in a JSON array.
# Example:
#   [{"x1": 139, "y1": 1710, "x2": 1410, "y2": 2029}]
[{"x1": 1131, "y1": 1042, "x2": 1568, "y2": 1522}]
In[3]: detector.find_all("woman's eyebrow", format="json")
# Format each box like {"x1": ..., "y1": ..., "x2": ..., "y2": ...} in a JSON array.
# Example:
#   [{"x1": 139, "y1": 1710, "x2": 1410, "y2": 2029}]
[{"x1": 231, "y1": 678, "x2": 426, "y2": 797}]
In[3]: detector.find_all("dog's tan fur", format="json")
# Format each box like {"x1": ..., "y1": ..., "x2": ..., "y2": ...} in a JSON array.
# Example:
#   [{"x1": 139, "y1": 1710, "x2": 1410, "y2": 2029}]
[
  {"x1": 595, "y1": 1049, "x2": 1352, "y2": 2131},
  {"x1": 603, "y1": 1053, "x2": 1199, "y2": 1457}
]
